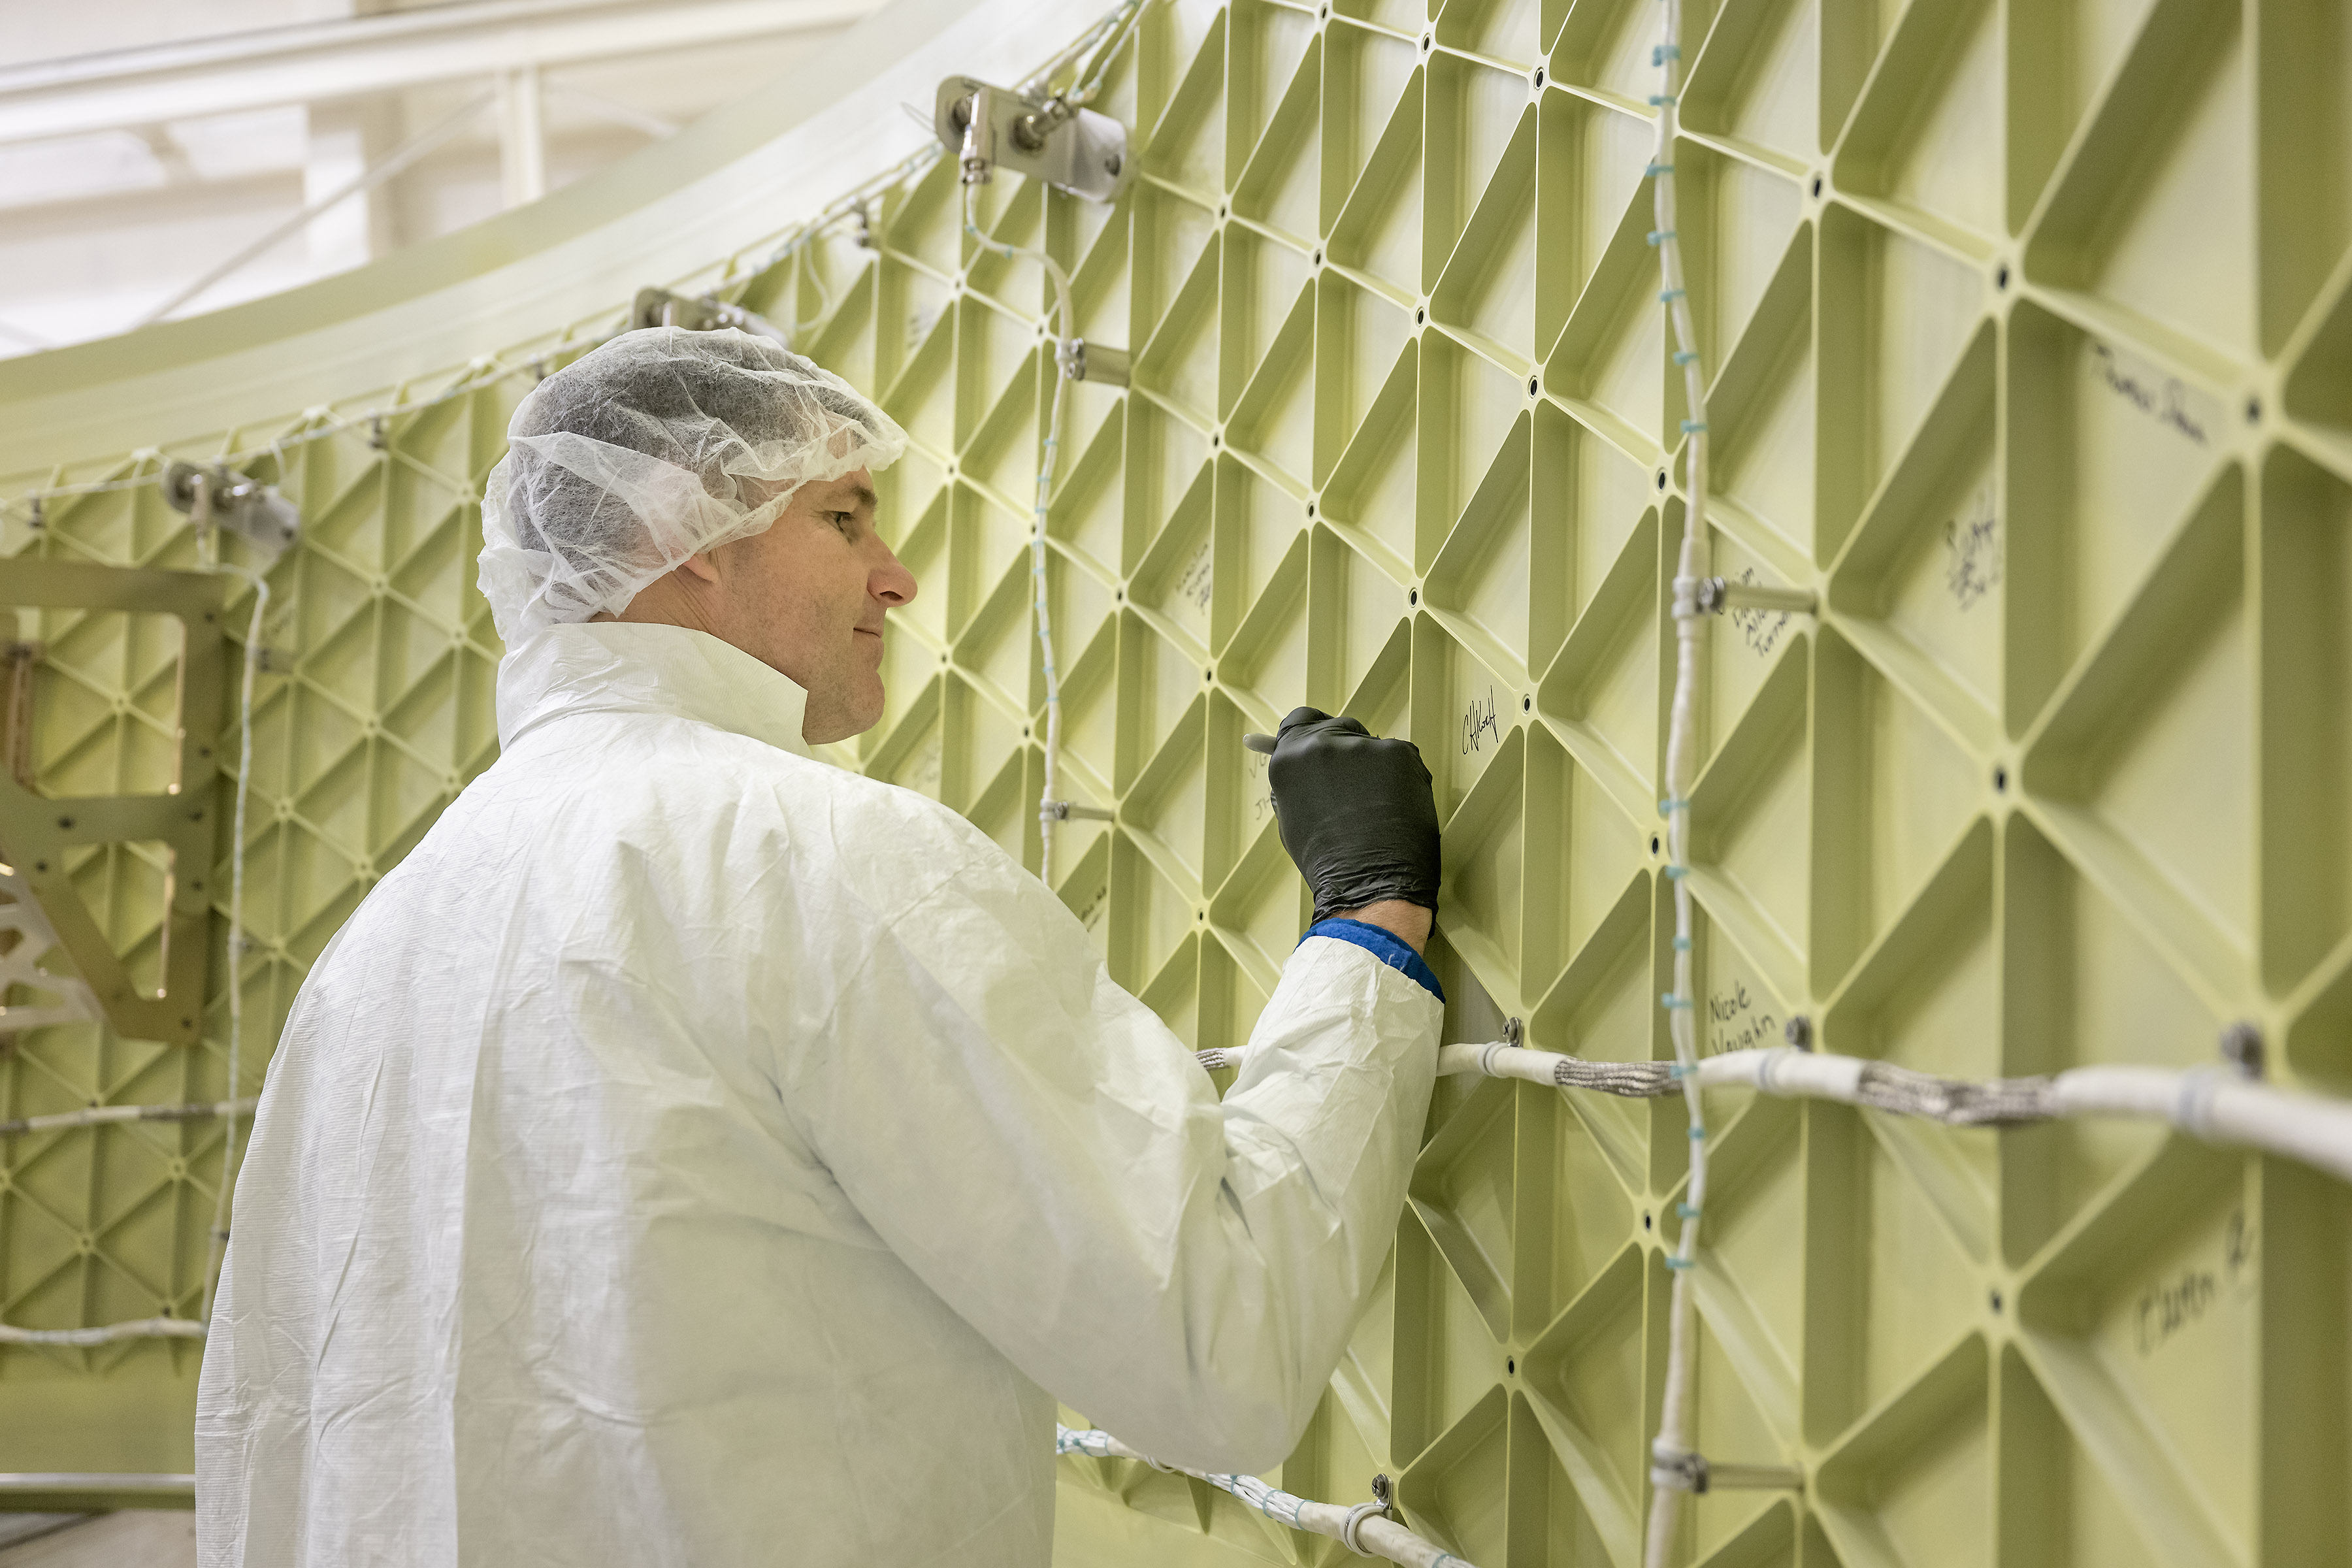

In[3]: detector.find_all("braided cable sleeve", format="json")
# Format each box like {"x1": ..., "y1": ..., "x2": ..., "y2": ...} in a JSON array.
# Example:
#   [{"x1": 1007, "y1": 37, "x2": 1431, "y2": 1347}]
[
  {"x1": 1852, "y1": 1062, "x2": 2056, "y2": 1126},
  {"x1": 1554, "y1": 1056, "x2": 1678, "y2": 1098}
]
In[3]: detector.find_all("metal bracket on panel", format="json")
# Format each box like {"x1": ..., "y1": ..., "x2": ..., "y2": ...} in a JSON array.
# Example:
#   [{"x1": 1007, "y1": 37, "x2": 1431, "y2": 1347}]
[
  {"x1": 0, "y1": 560, "x2": 228, "y2": 1046},
  {"x1": 1649, "y1": 1445, "x2": 1805, "y2": 1495},
  {"x1": 1337, "y1": 1473, "x2": 1396, "y2": 1557},
  {"x1": 1693, "y1": 576, "x2": 1817, "y2": 617},
  {"x1": 630, "y1": 287, "x2": 792, "y2": 349},
  {"x1": 1503, "y1": 1015, "x2": 1524, "y2": 1048},
  {"x1": 161, "y1": 462, "x2": 301, "y2": 560},
  {"x1": 936, "y1": 76, "x2": 1128, "y2": 201},
  {"x1": 1056, "y1": 337, "x2": 1129, "y2": 387}
]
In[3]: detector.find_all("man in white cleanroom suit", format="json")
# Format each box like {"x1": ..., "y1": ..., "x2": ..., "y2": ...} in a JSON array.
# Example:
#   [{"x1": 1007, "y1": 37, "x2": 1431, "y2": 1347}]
[{"x1": 197, "y1": 327, "x2": 1448, "y2": 1567}]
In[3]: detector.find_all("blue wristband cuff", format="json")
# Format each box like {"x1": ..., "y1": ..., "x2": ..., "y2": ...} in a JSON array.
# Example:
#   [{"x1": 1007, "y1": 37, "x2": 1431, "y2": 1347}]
[{"x1": 1301, "y1": 918, "x2": 1445, "y2": 1002}]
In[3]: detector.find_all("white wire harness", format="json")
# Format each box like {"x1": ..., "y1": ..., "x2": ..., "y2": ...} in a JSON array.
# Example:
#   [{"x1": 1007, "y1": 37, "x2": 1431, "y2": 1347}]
[
  {"x1": 1430, "y1": 1030, "x2": 2352, "y2": 1187},
  {"x1": 0, "y1": 1316, "x2": 206, "y2": 1348},
  {"x1": 0, "y1": 1098, "x2": 256, "y2": 1140},
  {"x1": 1057, "y1": 1426, "x2": 1474, "y2": 1567},
  {"x1": 1645, "y1": 3, "x2": 1714, "y2": 1557},
  {"x1": 956, "y1": 0, "x2": 1145, "y2": 889}
]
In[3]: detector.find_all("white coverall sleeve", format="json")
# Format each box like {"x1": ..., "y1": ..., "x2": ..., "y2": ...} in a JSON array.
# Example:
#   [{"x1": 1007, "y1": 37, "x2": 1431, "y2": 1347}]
[{"x1": 781, "y1": 812, "x2": 1441, "y2": 1474}]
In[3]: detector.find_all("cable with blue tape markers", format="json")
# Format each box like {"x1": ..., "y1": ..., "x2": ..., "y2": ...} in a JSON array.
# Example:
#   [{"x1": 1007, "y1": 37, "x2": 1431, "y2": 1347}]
[{"x1": 1645, "y1": 5, "x2": 1716, "y2": 1563}]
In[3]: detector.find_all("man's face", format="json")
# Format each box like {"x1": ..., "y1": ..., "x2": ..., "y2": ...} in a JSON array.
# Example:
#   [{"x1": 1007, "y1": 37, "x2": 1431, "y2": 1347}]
[{"x1": 702, "y1": 468, "x2": 917, "y2": 745}]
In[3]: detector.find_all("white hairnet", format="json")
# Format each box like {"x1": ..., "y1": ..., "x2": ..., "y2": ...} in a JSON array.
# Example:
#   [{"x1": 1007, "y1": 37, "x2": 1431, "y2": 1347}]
[{"x1": 477, "y1": 326, "x2": 908, "y2": 644}]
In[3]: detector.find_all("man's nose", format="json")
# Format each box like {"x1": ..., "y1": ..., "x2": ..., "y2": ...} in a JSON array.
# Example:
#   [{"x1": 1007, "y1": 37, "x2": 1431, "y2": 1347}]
[{"x1": 870, "y1": 538, "x2": 916, "y2": 607}]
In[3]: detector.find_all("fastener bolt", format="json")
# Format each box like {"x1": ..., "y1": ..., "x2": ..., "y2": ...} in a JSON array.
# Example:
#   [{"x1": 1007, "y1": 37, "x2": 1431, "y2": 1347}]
[{"x1": 2220, "y1": 1021, "x2": 2264, "y2": 1079}]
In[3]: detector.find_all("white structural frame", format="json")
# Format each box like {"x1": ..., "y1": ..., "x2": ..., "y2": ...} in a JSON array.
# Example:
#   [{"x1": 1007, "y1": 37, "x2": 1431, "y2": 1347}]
[{"x1": 0, "y1": 0, "x2": 885, "y2": 147}]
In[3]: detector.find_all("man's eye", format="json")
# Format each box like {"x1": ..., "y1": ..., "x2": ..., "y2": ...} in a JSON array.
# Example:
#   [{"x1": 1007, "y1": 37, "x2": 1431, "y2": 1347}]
[{"x1": 829, "y1": 512, "x2": 857, "y2": 533}]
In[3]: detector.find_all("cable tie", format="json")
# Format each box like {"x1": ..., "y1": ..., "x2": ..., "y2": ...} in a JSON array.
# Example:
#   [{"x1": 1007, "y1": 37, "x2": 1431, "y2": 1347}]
[
  {"x1": 1673, "y1": 350, "x2": 1699, "y2": 365},
  {"x1": 1665, "y1": 1254, "x2": 1697, "y2": 1270},
  {"x1": 1645, "y1": 162, "x2": 1675, "y2": 176},
  {"x1": 1677, "y1": 1201, "x2": 1700, "y2": 1218},
  {"x1": 1660, "y1": 992, "x2": 1692, "y2": 1009},
  {"x1": 1673, "y1": 936, "x2": 1691, "y2": 951},
  {"x1": 1479, "y1": 1039, "x2": 1511, "y2": 1077},
  {"x1": 1648, "y1": 93, "x2": 1678, "y2": 106},
  {"x1": 1680, "y1": 419, "x2": 1708, "y2": 433},
  {"x1": 1665, "y1": 864, "x2": 1690, "y2": 879},
  {"x1": 1667, "y1": 1062, "x2": 1690, "y2": 1081},
  {"x1": 1647, "y1": 229, "x2": 1677, "y2": 246},
  {"x1": 1339, "y1": 1497, "x2": 1390, "y2": 1556},
  {"x1": 1658, "y1": 796, "x2": 1689, "y2": 811},
  {"x1": 1652, "y1": 44, "x2": 1681, "y2": 62},
  {"x1": 1650, "y1": 1446, "x2": 1709, "y2": 1492},
  {"x1": 2173, "y1": 1066, "x2": 2229, "y2": 1139},
  {"x1": 1688, "y1": 1124, "x2": 1707, "y2": 1140},
  {"x1": 1658, "y1": 287, "x2": 1687, "y2": 302}
]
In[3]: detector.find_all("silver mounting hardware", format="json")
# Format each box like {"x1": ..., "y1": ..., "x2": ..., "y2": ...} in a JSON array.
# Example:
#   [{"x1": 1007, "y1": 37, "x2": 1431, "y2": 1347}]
[
  {"x1": 1693, "y1": 576, "x2": 1818, "y2": 616},
  {"x1": 161, "y1": 462, "x2": 301, "y2": 559},
  {"x1": 937, "y1": 77, "x2": 1129, "y2": 201},
  {"x1": 1056, "y1": 338, "x2": 1130, "y2": 386}
]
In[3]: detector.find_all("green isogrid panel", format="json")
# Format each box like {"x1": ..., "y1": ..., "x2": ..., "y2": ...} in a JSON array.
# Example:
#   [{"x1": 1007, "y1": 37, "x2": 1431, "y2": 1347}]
[{"x1": 7, "y1": 0, "x2": 2352, "y2": 1560}]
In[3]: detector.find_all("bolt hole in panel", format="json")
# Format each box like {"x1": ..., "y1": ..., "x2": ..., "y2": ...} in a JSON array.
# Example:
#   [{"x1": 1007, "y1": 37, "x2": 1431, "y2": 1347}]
[{"x1": 7, "y1": 0, "x2": 2352, "y2": 1557}]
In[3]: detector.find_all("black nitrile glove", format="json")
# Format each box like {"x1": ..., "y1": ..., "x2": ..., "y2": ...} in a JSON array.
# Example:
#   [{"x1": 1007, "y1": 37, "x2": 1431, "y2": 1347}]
[{"x1": 1267, "y1": 706, "x2": 1441, "y2": 923}]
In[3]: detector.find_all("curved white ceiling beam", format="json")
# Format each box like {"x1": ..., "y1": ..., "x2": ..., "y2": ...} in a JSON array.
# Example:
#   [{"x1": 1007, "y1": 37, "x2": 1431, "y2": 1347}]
[
  {"x1": 0, "y1": 0, "x2": 884, "y2": 147},
  {"x1": 0, "y1": 0, "x2": 1108, "y2": 481}
]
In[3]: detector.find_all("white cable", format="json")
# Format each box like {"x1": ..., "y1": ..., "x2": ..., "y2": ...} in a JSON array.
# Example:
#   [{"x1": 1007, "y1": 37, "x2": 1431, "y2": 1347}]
[
  {"x1": 0, "y1": 1316, "x2": 205, "y2": 1348},
  {"x1": 1644, "y1": 3, "x2": 1710, "y2": 1559},
  {"x1": 0, "y1": 1097, "x2": 256, "y2": 1139},
  {"x1": 1056, "y1": 1427, "x2": 1474, "y2": 1568},
  {"x1": 1062, "y1": 0, "x2": 1145, "y2": 108},
  {"x1": 202, "y1": 563, "x2": 269, "y2": 1326},
  {"x1": 962, "y1": 182, "x2": 1082, "y2": 887},
  {"x1": 1432, "y1": 1040, "x2": 2352, "y2": 1187}
]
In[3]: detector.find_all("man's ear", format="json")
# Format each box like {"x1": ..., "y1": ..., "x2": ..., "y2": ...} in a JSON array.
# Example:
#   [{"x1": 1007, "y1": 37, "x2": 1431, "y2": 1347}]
[{"x1": 677, "y1": 551, "x2": 722, "y2": 585}]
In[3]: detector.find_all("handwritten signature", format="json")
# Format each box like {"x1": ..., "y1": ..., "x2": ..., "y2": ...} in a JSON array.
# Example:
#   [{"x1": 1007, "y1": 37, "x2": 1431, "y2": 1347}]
[
  {"x1": 1461, "y1": 688, "x2": 1502, "y2": 755},
  {"x1": 1177, "y1": 540, "x2": 1213, "y2": 614},
  {"x1": 1247, "y1": 753, "x2": 1273, "y2": 824},
  {"x1": 2132, "y1": 1207, "x2": 2256, "y2": 1356},
  {"x1": 2091, "y1": 342, "x2": 2208, "y2": 445},
  {"x1": 1705, "y1": 981, "x2": 1778, "y2": 1056},
  {"x1": 1944, "y1": 482, "x2": 2001, "y2": 611},
  {"x1": 1728, "y1": 568, "x2": 1789, "y2": 657}
]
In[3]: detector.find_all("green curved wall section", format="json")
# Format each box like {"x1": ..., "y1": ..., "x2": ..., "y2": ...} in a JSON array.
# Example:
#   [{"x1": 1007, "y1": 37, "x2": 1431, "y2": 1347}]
[{"x1": 4, "y1": 0, "x2": 2351, "y2": 1562}]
